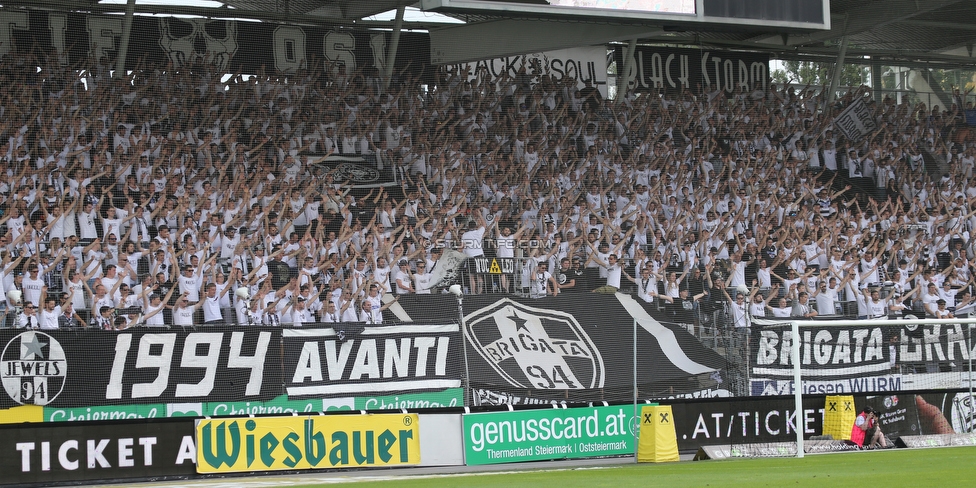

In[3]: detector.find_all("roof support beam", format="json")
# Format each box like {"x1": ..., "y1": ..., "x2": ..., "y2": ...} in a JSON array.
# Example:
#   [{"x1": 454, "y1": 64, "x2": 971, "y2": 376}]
[
  {"x1": 114, "y1": 0, "x2": 136, "y2": 76},
  {"x1": 826, "y1": 36, "x2": 849, "y2": 104},
  {"x1": 430, "y1": 19, "x2": 662, "y2": 65},
  {"x1": 382, "y1": 5, "x2": 405, "y2": 92}
]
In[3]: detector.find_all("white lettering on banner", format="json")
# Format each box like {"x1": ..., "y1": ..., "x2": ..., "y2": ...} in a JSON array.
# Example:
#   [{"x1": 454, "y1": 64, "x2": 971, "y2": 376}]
[
  {"x1": 48, "y1": 407, "x2": 162, "y2": 422},
  {"x1": 456, "y1": 47, "x2": 608, "y2": 98},
  {"x1": 48, "y1": 13, "x2": 67, "y2": 58},
  {"x1": 466, "y1": 299, "x2": 604, "y2": 391},
  {"x1": 16, "y1": 438, "x2": 158, "y2": 472},
  {"x1": 467, "y1": 408, "x2": 629, "y2": 452},
  {"x1": 753, "y1": 325, "x2": 975, "y2": 378},
  {"x1": 1, "y1": 331, "x2": 68, "y2": 406},
  {"x1": 105, "y1": 331, "x2": 272, "y2": 400},
  {"x1": 175, "y1": 436, "x2": 196, "y2": 465},
  {"x1": 751, "y1": 376, "x2": 904, "y2": 396},
  {"x1": 0, "y1": 10, "x2": 28, "y2": 57},
  {"x1": 370, "y1": 33, "x2": 389, "y2": 75},
  {"x1": 625, "y1": 48, "x2": 767, "y2": 93},
  {"x1": 273, "y1": 25, "x2": 307, "y2": 73},
  {"x1": 690, "y1": 408, "x2": 822, "y2": 441},
  {"x1": 834, "y1": 98, "x2": 878, "y2": 142},
  {"x1": 284, "y1": 325, "x2": 460, "y2": 396},
  {"x1": 324, "y1": 30, "x2": 356, "y2": 75},
  {"x1": 290, "y1": 338, "x2": 451, "y2": 384},
  {"x1": 86, "y1": 16, "x2": 122, "y2": 61}
]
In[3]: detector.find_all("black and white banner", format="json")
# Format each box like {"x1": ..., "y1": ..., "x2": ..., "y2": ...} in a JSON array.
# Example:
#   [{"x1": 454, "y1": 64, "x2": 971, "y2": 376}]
[
  {"x1": 469, "y1": 257, "x2": 517, "y2": 275},
  {"x1": 0, "y1": 8, "x2": 431, "y2": 78},
  {"x1": 0, "y1": 329, "x2": 282, "y2": 408},
  {"x1": 750, "y1": 320, "x2": 975, "y2": 381},
  {"x1": 395, "y1": 294, "x2": 727, "y2": 405},
  {"x1": 0, "y1": 419, "x2": 196, "y2": 484},
  {"x1": 615, "y1": 45, "x2": 769, "y2": 94},
  {"x1": 282, "y1": 325, "x2": 463, "y2": 398},
  {"x1": 668, "y1": 395, "x2": 827, "y2": 450},
  {"x1": 834, "y1": 98, "x2": 879, "y2": 142},
  {"x1": 455, "y1": 47, "x2": 609, "y2": 98},
  {"x1": 311, "y1": 155, "x2": 398, "y2": 188}
]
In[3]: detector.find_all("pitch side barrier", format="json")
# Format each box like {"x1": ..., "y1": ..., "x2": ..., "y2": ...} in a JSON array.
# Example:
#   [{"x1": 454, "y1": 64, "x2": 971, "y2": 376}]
[{"x1": 5, "y1": 391, "x2": 973, "y2": 485}]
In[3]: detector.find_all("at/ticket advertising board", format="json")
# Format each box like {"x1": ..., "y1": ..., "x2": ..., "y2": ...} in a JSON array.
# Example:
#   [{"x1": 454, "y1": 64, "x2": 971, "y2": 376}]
[
  {"x1": 195, "y1": 414, "x2": 420, "y2": 473},
  {"x1": 463, "y1": 406, "x2": 634, "y2": 465},
  {"x1": 0, "y1": 418, "x2": 196, "y2": 485}
]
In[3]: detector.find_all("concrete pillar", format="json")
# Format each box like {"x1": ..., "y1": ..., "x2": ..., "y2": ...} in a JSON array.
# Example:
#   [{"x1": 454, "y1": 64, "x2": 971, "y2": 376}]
[
  {"x1": 115, "y1": 0, "x2": 137, "y2": 77},
  {"x1": 383, "y1": 5, "x2": 405, "y2": 92},
  {"x1": 827, "y1": 36, "x2": 849, "y2": 104},
  {"x1": 616, "y1": 38, "x2": 637, "y2": 104},
  {"x1": 872, "y1": 61, "x2": 883, "y2": 104}
]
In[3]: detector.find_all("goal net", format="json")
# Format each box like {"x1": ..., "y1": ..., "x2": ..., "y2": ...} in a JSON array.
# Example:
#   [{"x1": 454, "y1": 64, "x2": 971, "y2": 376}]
[{"x1": 725, "y1": 317, "x2": 976, "y2": 457}]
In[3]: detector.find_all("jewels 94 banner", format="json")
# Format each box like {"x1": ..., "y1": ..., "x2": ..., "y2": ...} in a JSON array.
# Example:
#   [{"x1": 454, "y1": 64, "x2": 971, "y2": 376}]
[{"x1": 0, "y1": 329, "x2": 282, "y2": 409}]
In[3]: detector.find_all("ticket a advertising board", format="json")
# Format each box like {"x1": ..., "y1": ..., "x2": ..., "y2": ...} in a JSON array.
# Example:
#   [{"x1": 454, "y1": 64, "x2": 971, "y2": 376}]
[{"x1": 0, "y1": 418, "x2": 196, "y2": 485}]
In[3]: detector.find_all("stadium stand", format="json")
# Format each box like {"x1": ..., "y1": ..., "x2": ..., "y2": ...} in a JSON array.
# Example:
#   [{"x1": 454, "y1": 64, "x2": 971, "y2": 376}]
[{"x1": 0, "y1": 46, "x2": 973, "y2": 335}]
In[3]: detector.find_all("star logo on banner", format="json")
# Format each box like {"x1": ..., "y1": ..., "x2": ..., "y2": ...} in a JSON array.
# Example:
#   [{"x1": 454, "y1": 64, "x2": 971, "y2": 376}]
[
  {"x1": 21, "y1": 333, "x2": 47, "y2": 359},
  {"x1": 508, "y1": 312, "x2": 530, "y2": 333},
  {"x1": 1, "y1": 331, "x2": 67, "y2": 405}
]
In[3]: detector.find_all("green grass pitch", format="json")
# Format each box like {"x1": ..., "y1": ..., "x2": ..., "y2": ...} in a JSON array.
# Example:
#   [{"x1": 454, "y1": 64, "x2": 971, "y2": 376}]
[{"x1": 301, "y1": 446, "x2": 976, "y2": 487}]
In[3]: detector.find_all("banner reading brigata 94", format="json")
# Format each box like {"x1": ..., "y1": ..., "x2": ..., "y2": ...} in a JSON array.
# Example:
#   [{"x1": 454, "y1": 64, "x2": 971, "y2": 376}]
[{"x1": 395, "y1": 294, "x2": 728, "y2": 405}]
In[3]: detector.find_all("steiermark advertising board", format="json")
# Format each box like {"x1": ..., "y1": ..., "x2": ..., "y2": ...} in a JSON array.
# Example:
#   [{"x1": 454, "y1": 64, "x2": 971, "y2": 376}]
[
  {"x1": 463, "y1": 406, "x2": 635, "y2": 465},
  {"x1": 30, "y1": 389, "x2": 463, "y2": 423}
]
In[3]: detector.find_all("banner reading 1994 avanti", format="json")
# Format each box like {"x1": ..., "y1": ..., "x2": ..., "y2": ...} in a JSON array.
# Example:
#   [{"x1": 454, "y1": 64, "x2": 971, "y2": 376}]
[
  {"x1": 195, "y1": 414, "x2": 420, "y2": 473},
  {"x1": 463, "y1": 406, "x2": 634, "y2": 465}
]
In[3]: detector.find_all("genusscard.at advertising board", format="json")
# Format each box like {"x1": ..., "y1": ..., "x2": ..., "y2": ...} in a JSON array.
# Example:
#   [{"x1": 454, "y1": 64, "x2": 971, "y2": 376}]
[{"x1": 463, "y1": 406, "x2": 634, "y2": 465}]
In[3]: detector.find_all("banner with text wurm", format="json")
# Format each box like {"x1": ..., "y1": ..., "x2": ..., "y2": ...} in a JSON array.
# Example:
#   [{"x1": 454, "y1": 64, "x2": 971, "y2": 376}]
[
  {"x1": 463, "y1": 406, "x2": 635, "y2": 465},
  {"x1": 195, "y1": 414, "x2": 420, "y2": 473}
]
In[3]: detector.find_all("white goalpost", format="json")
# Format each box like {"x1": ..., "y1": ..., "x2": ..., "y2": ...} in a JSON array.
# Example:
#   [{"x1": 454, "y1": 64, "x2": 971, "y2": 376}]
[{"x1": 787, "y1": 317, "x2": 976, "y2": 458}]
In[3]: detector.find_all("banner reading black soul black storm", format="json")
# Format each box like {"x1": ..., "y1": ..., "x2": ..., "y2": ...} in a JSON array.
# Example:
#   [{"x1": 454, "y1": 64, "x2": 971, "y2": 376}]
[
  {"x1": 282, "y1": 324, "x2": 463, "y2": 399},
  {"x1": 0, "y1": 328, "x2": 282, "y2": 409},
  {"x1": 834, "y1": 98, "x2": 879, "y2": 142},
  {"x1": 394, "y1": 294, "x2": 727, "y2": 405},
  {"x1": 614, "y1": 46, "x2": 769, "y2": 94},
  {"x1": 0, "y1": 8, "x2": 431, "y2": 79},
  {"x1": 0, "y1": 418, "x2": 196, "y2": 485}
]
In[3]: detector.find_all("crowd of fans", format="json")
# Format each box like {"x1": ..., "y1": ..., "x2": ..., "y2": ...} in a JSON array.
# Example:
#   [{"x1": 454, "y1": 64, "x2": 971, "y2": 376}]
[{"x1": 2, "y1": 49, "x2": 976, "y2": 331}]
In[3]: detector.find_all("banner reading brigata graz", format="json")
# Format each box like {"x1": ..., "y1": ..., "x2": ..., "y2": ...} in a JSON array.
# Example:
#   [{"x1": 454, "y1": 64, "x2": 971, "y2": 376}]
[
  {"x1": 614, "y1": 45, "x2": 769, "y2": 94},
  {"x1": 395, "y1": 294, "x2": 727, "y2": 405},
  {"x1": 195, "y1": 414, "x2": 420, "y2": 473},
  {"x1": 0, "y1": 418, "x2": 196, "y2": 485},
  {"x1": 0, "y1": 8, "x2": 431, "y2": 79},
  {"x1": 750, "y1": 321, "x2": 976, "y2": 382}
]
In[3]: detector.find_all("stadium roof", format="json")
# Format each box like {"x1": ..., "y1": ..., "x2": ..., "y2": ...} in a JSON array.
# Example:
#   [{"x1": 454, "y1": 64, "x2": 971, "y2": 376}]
[{"x1": 8, "y1": 0, "x2": 976, "y2": 68}]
